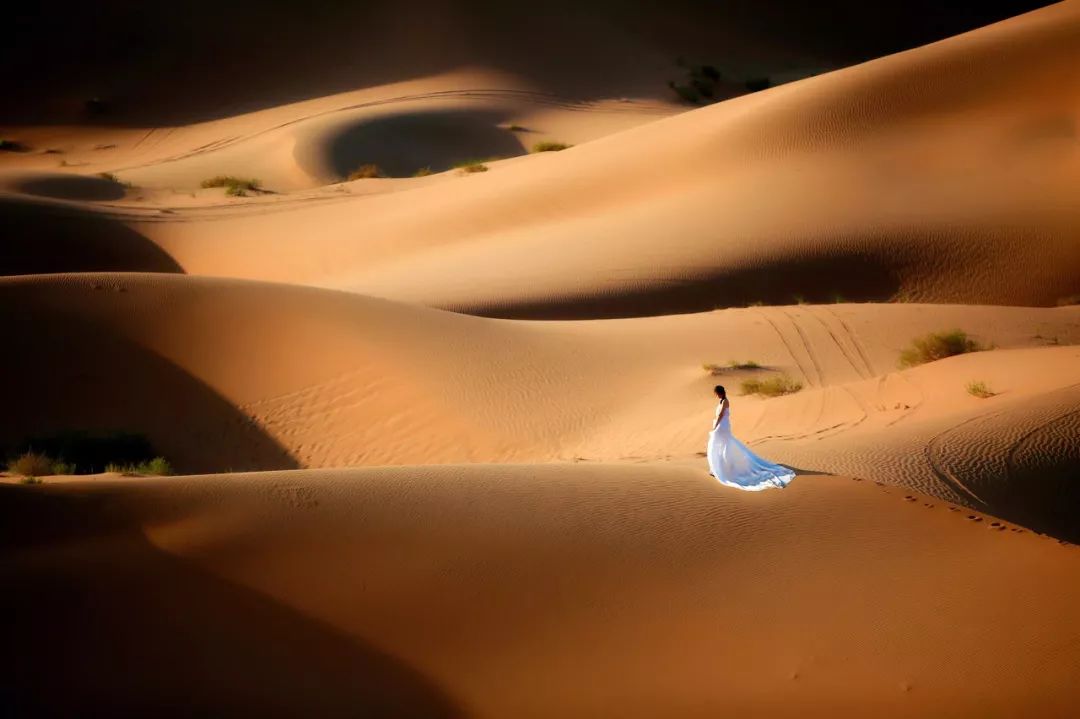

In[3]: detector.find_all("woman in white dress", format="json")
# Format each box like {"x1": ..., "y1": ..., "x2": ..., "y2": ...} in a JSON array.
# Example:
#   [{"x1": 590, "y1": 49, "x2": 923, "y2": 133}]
[{"x1": 708, "y1": 385, "x2": 795, "y2": 491}]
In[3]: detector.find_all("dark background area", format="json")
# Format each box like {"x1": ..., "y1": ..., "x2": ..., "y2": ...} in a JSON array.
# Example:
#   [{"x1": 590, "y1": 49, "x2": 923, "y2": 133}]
[{"x1": 3, "y1": 0, "x2": 1057, "y2": 125}]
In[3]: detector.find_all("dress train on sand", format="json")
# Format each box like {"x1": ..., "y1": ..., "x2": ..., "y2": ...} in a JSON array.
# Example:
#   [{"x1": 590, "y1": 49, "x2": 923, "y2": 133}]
[{"x1": 707, "y1": 401, "x2": 794, "y2": 491}]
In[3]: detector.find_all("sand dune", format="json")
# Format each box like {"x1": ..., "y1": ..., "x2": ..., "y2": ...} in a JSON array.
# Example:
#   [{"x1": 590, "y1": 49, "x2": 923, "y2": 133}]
[
  {"x1": 4, "y1": 465, "x2": 1079, "y2": 717},
  {"x1": 0, "y1": 195, "x2": 182, "y2": 276},
  {"x1": 4, "y1": 0, "x2": 1070, "y2": 314},
  {"x1": 2, "y1": 6, "x2": 1075, "y2": 313},
  {"x1": 3, "y1": 273, "x2": 1077, "y2": 537},
  {"x1": 2, "y1": 2, "x2": 1078, "y2": 714}
]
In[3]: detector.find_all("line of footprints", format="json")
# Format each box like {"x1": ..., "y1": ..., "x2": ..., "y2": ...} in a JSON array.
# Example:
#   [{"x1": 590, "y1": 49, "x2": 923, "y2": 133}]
[{"x1": 901, "y1": 494, "x2": 1021, "y2": 533}]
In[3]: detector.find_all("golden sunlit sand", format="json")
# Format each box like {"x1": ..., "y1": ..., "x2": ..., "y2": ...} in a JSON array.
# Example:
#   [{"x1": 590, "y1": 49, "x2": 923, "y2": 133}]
[{"x1": 2, "y1": 1, "x2": 1078, "y2": 715}]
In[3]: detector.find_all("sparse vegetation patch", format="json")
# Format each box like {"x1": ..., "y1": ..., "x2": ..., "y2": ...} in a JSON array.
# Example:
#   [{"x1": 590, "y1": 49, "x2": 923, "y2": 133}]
[
  {"x1": 7, "y1": 451, "x2": 55, "y2": 477},
  {"x1": 966, "y1": 381, "x2": 996, "y2": 399},
  {"x1": 668, "y1": 60, "x2": 723, "y2": 104},
  {"x1": 347, "y1": 163, "x2": 384, "y2": 180},
  {"x1": 533, "y1": 141, "x2": 572, "y2": 153},
  {"x1": 200, "y1": 176, "x2": 261, "y2": 196},
  {"x1": 106, "y1": 457, "x2": 172, "y2": 476},
  {"x1": 6, "y1": 431, "x2": 165, "y2": 475},
  {"x1": 412, "y1": 166, "x2": 434, "y2": 177},
  {"x1": 97, "y1": 171, "x2": 132, "y2": 188},
  {"x1": 704, "y1": 360, "x2": 763, "y2": 375},
  {"x1": 740, "y1": 374, "x2": 803, "y2": 397},
  {"x1": 455, "y1": 161, "x2": 490, "y2": 174},
  {"x1": 899, "y1": 330, "x2": 983, "y2": 368},
  {"x1": 668, "y1": 58, "x2": 775, "y2": 104}
]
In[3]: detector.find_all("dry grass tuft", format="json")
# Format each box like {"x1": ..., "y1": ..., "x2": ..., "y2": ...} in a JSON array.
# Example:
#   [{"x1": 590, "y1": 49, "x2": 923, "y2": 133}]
[
  {"x1": 703, "y1": 360, "x2": 763, "y2": 375},
  {"x1": 456, "y1": 162, "x2": 490, "y2": 174},
  {"x1": 533, "y1": 141, "x2": 572, "y2": 153},
  {"x1": 740, "y1": 375, "x2": 803, "y2": 397},
  {"x1": 899, "y1": 330, "x2": 982, "y2": 368},
  {"x1": 201, "y1": 176, "x2": 261, "y2": 196},
  {"x1": 105, "y1": 457, "x2": 172, "y2": 476},
  {"x1": 347, "y1": 164, "x2": 384, "y2": 180},
  {"x1": 7, "y1": 452, "x2": 55, "y2": 477}
]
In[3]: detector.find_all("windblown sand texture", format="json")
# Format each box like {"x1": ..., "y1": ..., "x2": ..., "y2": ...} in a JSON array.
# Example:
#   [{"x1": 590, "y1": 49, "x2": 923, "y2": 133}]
[{"x1": 2, "y1": 1, "x2": 1078, "y2": 716}]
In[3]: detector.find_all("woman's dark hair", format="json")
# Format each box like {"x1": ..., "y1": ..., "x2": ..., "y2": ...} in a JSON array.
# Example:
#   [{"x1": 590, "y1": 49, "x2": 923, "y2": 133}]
[{"x1": 714, "y1": 385, "x2": 726, "y2": 399}]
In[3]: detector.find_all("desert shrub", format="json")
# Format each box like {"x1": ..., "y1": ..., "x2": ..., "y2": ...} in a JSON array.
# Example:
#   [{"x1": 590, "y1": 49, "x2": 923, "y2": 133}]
[
  {"x1": 50, "y1": 460, "x2": 76, "y2": 475},
  {"x1": 141, "y1": 457, "x2": 172, "y2": 475},
  {"x1": 744, "y1": 77, "x2": 772, "y2": 92},
  {"x1": 1057, "y1": 295, "x2": 1080, "y2": 306},
  {"x1": 455, "y1": 161, "x2": 489, "y2": 174},
  {"x1": 740, "y1": 374, "x2": 803, "y2": 397},
  {"x1": 412, "y1": 166, "x2": 434, "y2": 177},
  {"x1": 703, "y1": 360, "x2": 762, "y2": 375},
  {"x1": 966, "y1": 381, "x2": 996, "y2": 399},
  {"x1": 7, "y1": 452, "x2": 55, "y2": 477},
  {"x1": 533, "y1": 141, "x2": 572, "y2": 153},
  {"x1": 107, "y1": 457, "x2": 172, "y2": 476},
  {"x1": 669, "y1": 63, "x2": 728, "y2": 105},
  {"x1": 96, "y1": 171, "x2": 132, "y2": 188},
  {"x1": 20, "y1": 476, "x2": 43, "y2": 485},
  {"x1": 201, "y1": 176, "x2": 261, "y2": 196},
  {"x1": 899, "y1": 330, "x2": 982, "y2": 368},
  {"x1": 347, "y1": 164, "x2": 383, "y2": 180},
  {"x1": 9, "y1": 431, "x2": 158, "y2": 474}
]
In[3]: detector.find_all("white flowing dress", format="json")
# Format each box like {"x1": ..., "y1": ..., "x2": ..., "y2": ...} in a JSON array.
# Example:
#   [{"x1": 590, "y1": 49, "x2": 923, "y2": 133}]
[{"x1": 708, "y1": 400, "x2": 794, "y2": 491}]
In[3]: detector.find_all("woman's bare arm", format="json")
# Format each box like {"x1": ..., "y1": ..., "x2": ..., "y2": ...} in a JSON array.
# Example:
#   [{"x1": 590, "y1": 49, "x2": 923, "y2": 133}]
[{"x1": 713, "y1": 399, "x2": 728, "y2": 429}]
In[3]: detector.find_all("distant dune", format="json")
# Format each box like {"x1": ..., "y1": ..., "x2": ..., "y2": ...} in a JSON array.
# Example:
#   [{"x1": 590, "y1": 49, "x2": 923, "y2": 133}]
[{"x1": 3, "y1": 3, "x2": 1076, "y2": 313}]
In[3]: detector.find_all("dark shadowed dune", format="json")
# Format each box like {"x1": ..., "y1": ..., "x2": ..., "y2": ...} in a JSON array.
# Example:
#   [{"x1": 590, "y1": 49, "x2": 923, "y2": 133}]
[
  {"x1": 0, "y1": 198, "x2": 183, "y2": 276},
  {"x1": 0, "y1": 283, "x2": 296, "y2": 473},
  {"x1": 0, "y1": 486, "x2": 460, "y2": 718}
]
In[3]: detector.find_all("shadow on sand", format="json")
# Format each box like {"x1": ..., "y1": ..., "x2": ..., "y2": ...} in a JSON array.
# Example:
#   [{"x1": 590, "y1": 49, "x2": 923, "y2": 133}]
[
  {"x1": 0, "y1": 197, "x2": 182, "y2": 276},
  {"x1": 0, "y1": 291, "x2": 297, "y2": 474},
  {"x1": 0, "y1": 486, "x2": 462, "y2": 717}
]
